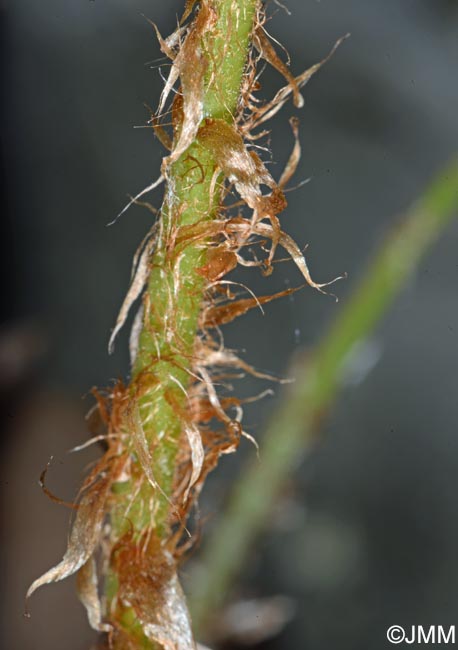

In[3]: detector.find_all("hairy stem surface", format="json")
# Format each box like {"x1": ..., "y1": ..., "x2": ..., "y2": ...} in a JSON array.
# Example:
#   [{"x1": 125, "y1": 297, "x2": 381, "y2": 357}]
[{"x1": 108, "y1": 1, "x2": 259, "y2": 646}]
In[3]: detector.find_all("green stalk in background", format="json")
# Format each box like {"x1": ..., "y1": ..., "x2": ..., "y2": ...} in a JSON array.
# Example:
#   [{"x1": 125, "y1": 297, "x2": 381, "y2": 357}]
[
  {"x1": 190, "y1": 159, "x2": 458, "y2": 633},
  {"x1": 33, "y1": 3, "x2": 455, "y2": 648}
]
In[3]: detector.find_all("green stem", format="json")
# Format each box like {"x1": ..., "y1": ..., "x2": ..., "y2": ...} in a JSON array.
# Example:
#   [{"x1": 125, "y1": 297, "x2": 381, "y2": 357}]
[
  {"x1": 132, "y1": 0, "x2": 258, "y2": 539},
  {"x1": 108, "y1": 1, "x2": 259, "y2": 646},
  {"x1": 190, "y1": 159, "x2": 458, "y2": 632}
]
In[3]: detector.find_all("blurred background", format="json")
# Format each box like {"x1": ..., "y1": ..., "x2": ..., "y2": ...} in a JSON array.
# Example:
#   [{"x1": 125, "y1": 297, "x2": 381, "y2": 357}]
[{"x1": 2, "y1": 0, "x2": 458, "y2": 648}]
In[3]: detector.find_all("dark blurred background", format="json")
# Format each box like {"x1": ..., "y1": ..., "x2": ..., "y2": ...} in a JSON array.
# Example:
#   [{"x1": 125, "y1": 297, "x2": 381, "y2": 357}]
[{"x1": 2, "y1": 1, "x2": 458, "y2": 649}]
